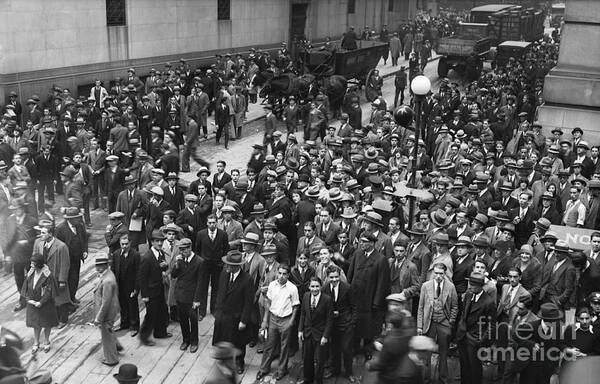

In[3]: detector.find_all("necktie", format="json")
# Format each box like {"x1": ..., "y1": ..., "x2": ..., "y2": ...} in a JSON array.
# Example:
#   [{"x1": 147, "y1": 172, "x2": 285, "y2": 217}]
[
  {"x1": 311, "y1": 296, "x2": 317, "y2": 310},
  {"x1": 300, "y1": 267, "x2": 305, "y2": 279},
  {"x1": 332, "y1": 286, "x2": 337, "y2": 302},
  {"x1": 436, "y1": 282, "x2": 441, "y2": 298},
  {"x1": 228, "y1": 273, "x2": 234, "y2": 289}
]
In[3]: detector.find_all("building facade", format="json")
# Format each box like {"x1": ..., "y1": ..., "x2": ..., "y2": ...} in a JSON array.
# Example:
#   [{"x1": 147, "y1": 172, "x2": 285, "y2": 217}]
[{"x1": 0, "y1": 0, "x2": 417, "y2": 105}]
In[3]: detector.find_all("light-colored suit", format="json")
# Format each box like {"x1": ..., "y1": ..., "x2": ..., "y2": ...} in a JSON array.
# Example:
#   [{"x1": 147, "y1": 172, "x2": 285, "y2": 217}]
[
  {"x1": 94, "y1": 268, "x2": 121, "y2": 365},
  {"x1": 218, "y1": 219, "x2": 243, "y2": 250},
  {"x1": 496, "y1": 284, "x2": 530, "y2": 324}
]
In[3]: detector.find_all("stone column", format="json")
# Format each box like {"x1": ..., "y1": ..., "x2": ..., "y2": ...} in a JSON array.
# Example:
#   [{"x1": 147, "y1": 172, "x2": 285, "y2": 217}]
[{"x1": 538, "y1": 0, "x2": 600, "y2": 140}]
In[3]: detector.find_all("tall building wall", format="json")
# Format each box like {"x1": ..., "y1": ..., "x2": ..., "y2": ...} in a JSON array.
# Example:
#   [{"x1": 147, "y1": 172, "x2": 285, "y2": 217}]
[{"x1": 0, "y1": 0, "x2": 415, "y2": 104}]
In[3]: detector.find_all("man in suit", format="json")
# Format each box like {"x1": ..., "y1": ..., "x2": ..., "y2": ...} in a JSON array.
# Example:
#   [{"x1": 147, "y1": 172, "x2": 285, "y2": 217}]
[
  {"x1": 176, "y1": 194, "x2": 199, "y2": 248},
  {"x1": 537, "y1": 192, "x2": 562, "y2": 225},
  {"x1": 105, "y1": 155, "x2": 126, "y2": 213},
  {"x1": 268, "y1": 183, "x2": 294, "y2": 244},
  {"x1": 453, "y1": 236, "x2": 475, "y2": 297},
  {"x1": 456, "y1": 272, "x2": 496, "y2": 384},
  {"x1": 218, "y1": 205, "x2": 243, "y2": 250},
  {"x1": 509, "y1": 191, "x2": 539, "y2": 248},
  {"x1": 322, "y1": 265, "x2": 356, "y2": 382},
  {"x1": 55, "y1": 207, "x2": 88, "y2": 304},
  {"x1": 406, "y1": 224, "x2": 431, "y2": 278},
  {"x1": 145, "y1": 186, "x2": 170, "y2": 244},
  {"x1": 315, "y1": 207, "x2": 341, "y2": 247},
  {"x1": 109, "y1": 123, "x2": 129, "y2": 155},
  {"x1": 347, "y1": 233, "x2": 390, "y2": 360},
  {"x1": 137, "y1": 229, "x2": 172, "y2": 345},
  {"x1": 35, "y1": 145, "x2": 60, "y2": 212},
  {"x1": 298, "y1": 276, "x2": 333, "y2": 384},
  {"x1": 495, "y1": 267, "x2": 530, "y2": 379},
  {"x1": 86, "y1": 138, "x2": 106, "y2": 210},
  {"x1": 212, "y1": 160, "x2": 232, "y2": 195},
  {"x1": 417, "y1": 263, "x2": 459, "y2": 384},
  {"x1": 162, "y1": 172, "x2": 184, "y2": 213},
  {"x1": 55, "y1": 117, "x2": 75, "y2": 159},
  {"x1": 93, "y1": 256, "x2": 122, "y2": 366},
  {"x1": 195, "y1": 214, "x2": 229, "y2": 319},
  {"x1": 263, "y1": 105, "x2": 277, "y2": 153},
  {"x1": 389, "y1": 240, "x2": 420, "y2": 310},
  {"x1": 115, "y1": 176, "x2": 148, "y2": 250},
  {"x1": 539, "y1": 240, "x2": 576, "y2": 311},
  {"x1": 212, "y1": 250, "x2": 254, "y2": 373},
  {"x1": 110, "y1": 234, "x2": 140, "y2": 336},
  {"x1": 170, "y1": 238, "x2": 203, "y2": 353}
]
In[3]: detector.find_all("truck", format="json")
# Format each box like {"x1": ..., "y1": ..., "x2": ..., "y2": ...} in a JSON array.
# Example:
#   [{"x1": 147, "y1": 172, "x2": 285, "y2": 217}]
[{"x1": 436, "y1": 4, "x2": 545, "y2": 77}]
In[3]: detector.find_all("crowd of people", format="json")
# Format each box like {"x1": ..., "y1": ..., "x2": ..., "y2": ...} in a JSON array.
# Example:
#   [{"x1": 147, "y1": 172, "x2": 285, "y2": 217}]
[{"x1": 0, "y1": 15, "x2": 598, "y2": 384}]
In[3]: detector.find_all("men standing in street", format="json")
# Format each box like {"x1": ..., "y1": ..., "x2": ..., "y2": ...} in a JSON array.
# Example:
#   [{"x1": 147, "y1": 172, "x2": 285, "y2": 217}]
[
  {"x1": 195, "y1": 214, "x2": 229, "y2": 320},
  {"x1": 138, "y1": 230, "x2": 172, "y2": 345},
  {"x1": 33, "y1": 221, "x2": 72, "y2": 329},
  {"x1": 456, "y1": 272, "x2": 496, "y2": 384},
  {"x1": 347, "y1": 233, "x2": 390, "y2": 360},
  {"x1": 93, "y1": 256, "x2": 122, "y2": 366},
  {"x1": 417, "y1": 263, "x2": 458, "y2": 384},
  {"x1": 256, "y1": 264, "x2": 300, "y2": 381},
  {"x1": 171, "y1": 238, "x2": 202, "y2": 353},
  {"x1": 322, "y1": 265, "x2": 356, "y2": 382},
  {"x1": 115, "y1": 175, "x2": 148, "y2": 250},
  {"x1": 105, "y1": 211, "x2": 129, "y2": 254},
  {"x1": 55, "y1": 207, "x2": 88, "y2": 305},
  {"x1": 298, "y1": 276, "x2": 333, "y2": 384},
  {"x1": 213, "y1": 250, "x2": 254, "y2": 373},
  {"x1": 110, "y1": 235, "x2": 140, "y2": 337}
]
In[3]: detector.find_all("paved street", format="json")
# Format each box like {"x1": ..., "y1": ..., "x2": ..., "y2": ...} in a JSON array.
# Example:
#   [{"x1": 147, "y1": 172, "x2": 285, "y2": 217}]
[{"x1": 0, "y1": 56, "x2": 466, "y2": 384}]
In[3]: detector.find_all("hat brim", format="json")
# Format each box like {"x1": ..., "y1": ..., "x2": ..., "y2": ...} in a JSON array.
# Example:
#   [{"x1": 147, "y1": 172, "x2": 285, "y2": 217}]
[
  {"x1": 538, "y1": 310, "x2": 563, "y2": 321},
  {"x1": 363, "y1": 216, "x2": 383, "y2": 226},
  {"x1": 64, "y1": 213, "x2": 82, "y2": 219},
  {"x1": 221, "y1": 256, "x2": 244, "y2": 265},
  {"x1": 240, "y1": 239, "x2": 259, "y2": 245},
  {"x1": 340, "y1": 213, "x2": 358, "y2": 219},
  {"x1": 251, "y1": 210, "x2": 268, "y2": 215},
  {"x1": 113, "y1": 374, "x2": 142, "y2": 382}
]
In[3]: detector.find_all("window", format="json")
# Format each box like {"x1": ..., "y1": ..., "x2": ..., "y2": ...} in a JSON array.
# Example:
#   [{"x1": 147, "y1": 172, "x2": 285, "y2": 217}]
[
  {"x1": 218, "y1": 0, "x2": 231, "y2": 20},
  {"x1": 106, "y1": 0, "x2": 126, "y2": 26},
  {"x1": 388, "y1": 0, "x2": 395, "y2": 12},
  {"x1": 348, "y1": 0, "x2": 355, "y2": 14}
]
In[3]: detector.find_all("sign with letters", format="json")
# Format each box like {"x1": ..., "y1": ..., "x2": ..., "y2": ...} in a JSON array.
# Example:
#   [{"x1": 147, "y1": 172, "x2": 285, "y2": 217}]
[{"x1": 549, "y1": 225, "x2": 596, "y2": 250}]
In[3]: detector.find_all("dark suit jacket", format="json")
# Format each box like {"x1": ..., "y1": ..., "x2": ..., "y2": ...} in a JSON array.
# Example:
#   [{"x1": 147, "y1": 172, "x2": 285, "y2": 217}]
[
  {"x1": 105, "y1": 167, "x2": 126, "y2": 195},
  {"x1": 509, "y1": 207, "x2": 539, "y2": 247},
  {"x1": 316, "y1": 221, "x2": 341, "y2": 247},
  {"x1": 171, "y1": 253, "x2": 203, "y2": 303},
  {"x1": 137, "y1": 248, "x2": 167, "y2": 298},
  {"x1": 268, "y1": 196, "x2": 293, "y2": 232},
  {"x1": 55, "y1": 220, "x2": 88, "y2": 260},
  {"x1": 162, "y1": 185, "x2": 184, "y2": 213},
  {"x1": 289, "y1": 265, "x2": 316, "y2": 300},
  {"x1": 540, "y1": 258, "x2": 576, "y2": 309},
  {"x1": 214, "y1": 269, "x2": 253, "y2": 324},
  {"x1": 452, "y1": 255, "x2": 475, "y2": 295},
  {"x1": 299, "y1": 292, "x2": 334, "y2": 341},
  {"x1": 322, "y1": 281, "x2": 355, "y2": 329},
  {"x1": 212, "y1": 172, "x2": 232, "y2": 194},
  {"x1": 35, "y1": 153, "x2": 60, "y2": 181},
  {"x1": 195, "y1": 228, "x2": 229, "y2": 264},
  {"x1": 195, "y1": 194, "x2": 213, "y2": 229},
  {"x1": 457, "y1": 291, "x2": 496, "y2": 346},
  {"x1": 110, "y1": 247, "x2": 140, "y2": 293},
  {"x1": 115, "y1": 188, "x2": 148, "y2": 226},
  {"x1": 514, "y1": 258, "x2": 542, "y2": 298}
]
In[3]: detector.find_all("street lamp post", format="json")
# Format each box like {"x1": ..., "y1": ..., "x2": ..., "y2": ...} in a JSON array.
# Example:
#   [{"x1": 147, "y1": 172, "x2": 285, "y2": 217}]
[{"x1": 407, "y1": 75, "x2": 431, "y2": 229}]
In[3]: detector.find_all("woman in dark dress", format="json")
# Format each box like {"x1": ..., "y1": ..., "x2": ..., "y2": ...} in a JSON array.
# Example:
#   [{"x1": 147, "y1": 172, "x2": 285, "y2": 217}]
[{"x1": 20, "y1": 253, "x2": 58, "y2": 353}]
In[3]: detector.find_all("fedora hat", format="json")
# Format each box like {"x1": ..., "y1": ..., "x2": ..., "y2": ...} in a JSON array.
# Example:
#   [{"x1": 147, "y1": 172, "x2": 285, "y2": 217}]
[
  {"x1": 534, "y1": 217, "x2": 551, "y2": 231},
  {"x1": 304, "y1": 185, "x2": 320, "y2": 198},
  {"x1": 495, "y1": 211, "x2": 511, "y2": 222},
  {"x1": 538, "y1": 302, "x2": 563, "y2": 321},
  {"x1": 222, "y1": 250, "x2": 245, "y2": 265},
  {"x1": 165, "y1": 172, "x2": 179, "y2": 180},
  {"x1": 123, "y1": 175, "x2": 137, "y2": 185},
  {"x1": 340, "y1": 207, "x2": 358, "y2": 219},
  {"x1": 363, "y1": 212, "x2": 383, "y2": 227},
  {"x1": 502, "y1": 223, "x2": 516, "y2": 234},
  {"x1": 455, "y1": 235, "x2": 472, "y2": 247},
  {"x1": 431, "y1": 233, "x2": 449, "y2": 245},
  {"x1": 430, "y1": 209, "x2": 449, "y2": 227},
  {"x1": 329, "y1": 188, "x2": 343, "y2": 201},
  {"x1": 365, "y1": 147, "x2": 379, "y2": 160},
  {"x1": 95, "y1": 256, "x2": 109, "y2": 266},
  {"x1": 241, "y1": 232, "x2": 260, "y2": 245},
  {"x1": 407, "y1": 223, "x2": 426, "y2": 236},
  {"x1": 211, "y1": 342, "x2": 241, "y2": 360},
  {"x1": 540, "y1": 231, "x2": 558, "y2": 243},
  {"x1": 553, "y1": 240, "x2": 571, "y2": 254},
  {"x1": 472, "y1": 236, "x2": 490, "y2": 248},
  {"x1": 499, "y1": 182, "x2": 514, "y2": 192},
  {"x1": 151, "y1": 229, "x2": 166, "y2": 240},
  {"x1": 63, "y1": 206, "x2": 82, "y2": 219},
  {"x1": 251, "y1": 203, "x2": 267, "y2": 215},
  {"x1": 285, "y1": 158, "x2": 299, "y2": 170},
  {"x1": 467, "y1": 271, "x2": 485, "y2": 286}
]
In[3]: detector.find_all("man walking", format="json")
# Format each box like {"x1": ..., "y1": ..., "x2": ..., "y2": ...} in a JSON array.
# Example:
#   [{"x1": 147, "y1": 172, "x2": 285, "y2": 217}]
[
  {"x1": 394, "y1": 67, "x2": 407, "y2": 107},
  {"x1": 93, "y1": 256, "x2": 122, "y2": 366}
]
